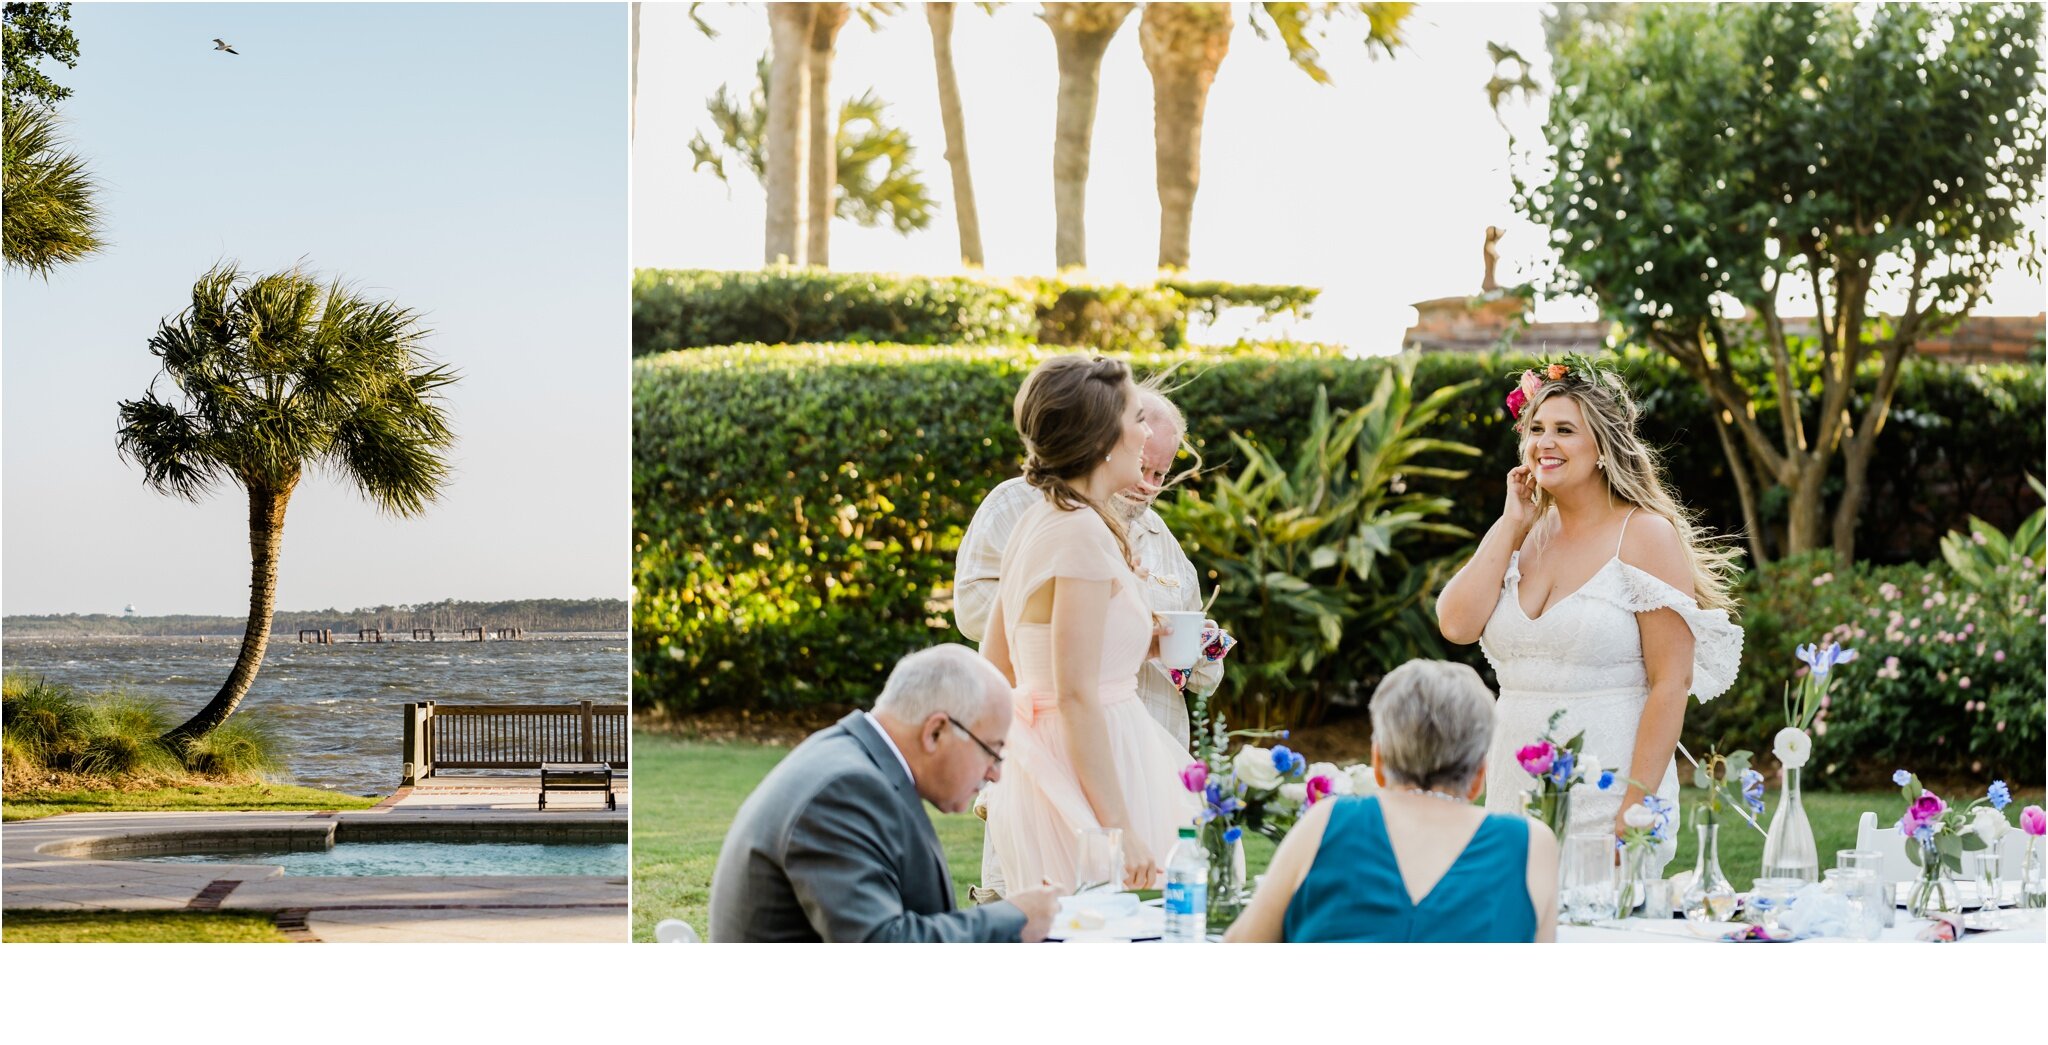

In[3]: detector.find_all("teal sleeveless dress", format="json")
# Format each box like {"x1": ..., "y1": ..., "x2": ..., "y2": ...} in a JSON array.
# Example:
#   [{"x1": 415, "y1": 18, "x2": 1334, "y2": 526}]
[{"x1": 1282, "y1": 795, "x2": 1537, "y2": 943}]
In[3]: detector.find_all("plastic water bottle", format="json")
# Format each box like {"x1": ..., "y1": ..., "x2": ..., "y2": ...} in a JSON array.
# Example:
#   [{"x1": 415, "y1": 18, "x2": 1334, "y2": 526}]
[{"x1": 1162, "y1": 827, "x2": 1208, "y2": 942}]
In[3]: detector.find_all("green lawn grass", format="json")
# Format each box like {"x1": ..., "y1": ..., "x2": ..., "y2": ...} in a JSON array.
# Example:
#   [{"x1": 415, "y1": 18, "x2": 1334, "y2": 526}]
[
  {"x1": 630, "y1": 733, "x2": 2036, "y2": 940},
  {"x1": 2, "y1": 782, "x2": 379, "y2": 821},
  {"x1": 1, "y1": 910, "x2": 290, "y2": 943}
]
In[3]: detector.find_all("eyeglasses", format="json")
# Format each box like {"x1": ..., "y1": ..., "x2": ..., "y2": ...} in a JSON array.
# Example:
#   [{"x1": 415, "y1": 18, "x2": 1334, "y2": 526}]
[{"x1": 942, "y1": 715, "x2": 1003, "y2": 767}]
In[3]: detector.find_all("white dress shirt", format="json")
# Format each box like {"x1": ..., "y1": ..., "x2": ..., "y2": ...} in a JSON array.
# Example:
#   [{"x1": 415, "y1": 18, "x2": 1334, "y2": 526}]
[
  {"x1": 950, "y1": 476, "x2": 1222, "y2": 752},
  {"x1": 862, "y1": 711, "x2": 915, "y2": 786}
]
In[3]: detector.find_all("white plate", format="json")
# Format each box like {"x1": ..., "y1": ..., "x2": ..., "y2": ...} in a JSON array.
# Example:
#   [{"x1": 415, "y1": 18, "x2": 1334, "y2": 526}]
[{"x1": 1046, "y1": 906, "x2": 1164, "y2": 942}]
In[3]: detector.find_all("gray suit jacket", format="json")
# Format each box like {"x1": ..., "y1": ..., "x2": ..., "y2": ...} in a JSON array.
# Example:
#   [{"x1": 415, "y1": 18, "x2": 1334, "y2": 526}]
[{"x1": 707, "y1": 711, "x2": 1028, "y2": 942}]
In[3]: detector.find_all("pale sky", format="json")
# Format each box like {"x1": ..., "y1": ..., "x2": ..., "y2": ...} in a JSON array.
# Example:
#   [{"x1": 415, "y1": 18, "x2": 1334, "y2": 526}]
[
  {"x1": 2, "y1": 3, "x2": 627, "y2": 616},
  {"x1": 634, "y1": 1, "x2": 2045, "y2": 346}
]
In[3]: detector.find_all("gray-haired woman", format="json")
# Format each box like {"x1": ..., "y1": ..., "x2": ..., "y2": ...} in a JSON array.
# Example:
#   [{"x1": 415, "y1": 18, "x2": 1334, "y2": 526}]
[{"x1": 1224, "y1": 661, "x2": 1558, "y2": 943}]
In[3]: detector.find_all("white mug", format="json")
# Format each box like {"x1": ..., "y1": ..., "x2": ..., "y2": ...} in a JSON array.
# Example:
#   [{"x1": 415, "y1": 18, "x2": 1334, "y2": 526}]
[{"x1": 1157, "y1": 611, "x2": 1205, "y2": 670}]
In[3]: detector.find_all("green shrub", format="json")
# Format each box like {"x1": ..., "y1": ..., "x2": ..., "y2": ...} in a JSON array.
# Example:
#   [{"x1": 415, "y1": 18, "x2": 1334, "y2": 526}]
[
  {"x1": 630, "y1": 269, "x2": 1323, "y2": 355},
  {"x1": 634, "y1": 342, "x2": 2044, "y2": 730},
  {"x1": 1, "y1": 676, "x2": 91, "y2": 767},
  {"x1": 1161, "y1": 369, "x2": 1481, "y2": 727},
  {"x1": 182, "y1": 717, "x2": 285, "y2": 778},
  {"x1": 74, "y1": 694, "x2": 180, "y2": 779}
]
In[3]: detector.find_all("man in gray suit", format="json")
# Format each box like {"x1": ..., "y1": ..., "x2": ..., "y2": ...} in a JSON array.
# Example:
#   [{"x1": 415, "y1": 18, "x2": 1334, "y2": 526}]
[{"x1": 708, "y1": 645, "x2": 1060, "y2": 942}]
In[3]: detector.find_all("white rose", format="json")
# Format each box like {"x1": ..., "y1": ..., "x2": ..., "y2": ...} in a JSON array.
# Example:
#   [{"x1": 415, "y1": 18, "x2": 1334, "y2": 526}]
[
  {"x1": 1973, "y1": 807, "x2": 2011, "y2": 845},
  {"x1": 1232, "y1": 745, "x2": 1283, "y2": 790},
  {"x1": 1772, "y1": 727, "x2": 1811, "y2": 770},
  {"x1": 1578, "y1": 754, "x2": 1601, "y2": 786},
  {"x1": 1307, "y1": 762, "x2": 1352, "y2": 795},
  {"x1": 1623, "y1": 803, "x2": 1656, "y2": 829},
  {"x1": 1279, "y1": 783, "x2": 1307, "y2": 803},
  {"x1": 1344, "y1": 764, "x2": 1379, "y2": 795}
]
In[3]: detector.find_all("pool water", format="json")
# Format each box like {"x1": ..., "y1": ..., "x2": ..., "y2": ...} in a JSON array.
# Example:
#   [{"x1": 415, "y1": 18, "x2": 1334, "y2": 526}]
[{"x1": 133, "y1": 841, "x2": 628, "y2": 877}]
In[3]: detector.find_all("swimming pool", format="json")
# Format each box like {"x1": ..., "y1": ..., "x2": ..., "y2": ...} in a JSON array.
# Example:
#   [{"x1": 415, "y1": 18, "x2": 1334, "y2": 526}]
[{"x1": 133, "y1": 840, "x2": 628, "y2": 877}]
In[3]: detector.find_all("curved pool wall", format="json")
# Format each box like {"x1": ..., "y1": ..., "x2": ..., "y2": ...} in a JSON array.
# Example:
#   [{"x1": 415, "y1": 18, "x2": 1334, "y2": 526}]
[
  {"x1": 39, "y1": 816, "x2": 626, "y2": 863},
  {"x1": 133, "y1": 841, "x2": 629, "y2": 877}
]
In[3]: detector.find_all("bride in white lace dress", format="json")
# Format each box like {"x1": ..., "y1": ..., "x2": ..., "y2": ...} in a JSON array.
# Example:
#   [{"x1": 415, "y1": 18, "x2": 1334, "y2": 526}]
[{"x1": 1437, "y1": 363, "x2": 1743, "y2": 871}]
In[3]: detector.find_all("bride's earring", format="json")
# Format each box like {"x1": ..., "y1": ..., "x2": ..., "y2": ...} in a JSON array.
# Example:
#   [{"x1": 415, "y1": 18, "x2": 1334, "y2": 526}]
[
  {"x1": 1597, "y1": 457, "x2": 1607, "y2": 470},
  {"x1": 1105, "y1": 452, "x2": 1113, "y2": 463}
]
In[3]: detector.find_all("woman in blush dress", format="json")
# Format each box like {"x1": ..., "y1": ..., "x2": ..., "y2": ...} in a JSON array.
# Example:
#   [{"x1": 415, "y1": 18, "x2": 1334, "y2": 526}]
[
  {"x1": 1436, "y1": 361, "x2": 1743, "y2": 871},
  {"x1": 976, "y1": 355, "x2": 1200, "y2": 893}
]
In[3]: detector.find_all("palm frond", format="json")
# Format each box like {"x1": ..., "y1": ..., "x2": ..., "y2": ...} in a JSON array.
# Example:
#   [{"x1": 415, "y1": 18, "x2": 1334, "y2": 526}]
[{"x1": 1, "y1": 104, "x2": 103, "y2": 277}]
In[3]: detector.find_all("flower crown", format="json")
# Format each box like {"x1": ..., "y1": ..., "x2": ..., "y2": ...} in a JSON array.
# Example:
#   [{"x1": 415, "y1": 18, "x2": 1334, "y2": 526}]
[{"x1": 1504, "y1": 353, "x2": 1609, "y2": 421}]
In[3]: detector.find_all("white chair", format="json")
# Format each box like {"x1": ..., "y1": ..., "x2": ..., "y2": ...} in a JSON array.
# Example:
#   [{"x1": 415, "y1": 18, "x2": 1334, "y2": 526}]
[
  {"x1": 1854, "y1": 810, "x2": 2026, "y2": 883},
  {"x1": 653, "y1": 918, "x2": 701, "y2": 943}
]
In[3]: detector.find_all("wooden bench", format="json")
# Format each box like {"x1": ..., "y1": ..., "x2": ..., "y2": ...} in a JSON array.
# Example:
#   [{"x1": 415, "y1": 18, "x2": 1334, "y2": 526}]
[{"x1": 538, "y1": 762, "x2": 615, "y2": 811}]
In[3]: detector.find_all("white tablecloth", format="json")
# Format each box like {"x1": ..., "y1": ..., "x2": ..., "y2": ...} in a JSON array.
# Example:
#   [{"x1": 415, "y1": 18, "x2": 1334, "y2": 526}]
[{"x1": 1558, "y1": 908, "x2": 2045, "y2": 944}]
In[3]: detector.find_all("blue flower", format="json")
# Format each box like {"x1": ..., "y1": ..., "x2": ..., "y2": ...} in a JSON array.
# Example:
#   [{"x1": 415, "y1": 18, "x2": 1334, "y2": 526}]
[
  {"x1": 1223, "y1": 826, "x2": 1243, "y2": 845},
  {"x1": 1597, "y1": 770, "x2": 1616, "y2": 790},
  {"x1": 1796, "y1": 641, "x2": 1856, "y2": 677},
  {"x1": 1549, "y1": 749, "x2": 1576, "y2": 785},
  {"x1": 1271, "y1": 746, "x2": 1294, "y2": 773},
  {"x1": 1913, "y1": 823, "x2": 1934, "y2": 845},
  {"x1": 1644, "y1": 795, "x2": 1676, "y2": 842},
  {"x1": 1740, "y1": 769, "x2": 1765, "y2": 816},
  {"x1": 1278, "y1": 730, "x2": 1290, "y2": 739},
  {"x1": 1988, "y1": 780, "x2": 2012, "y2": 811},
  {"x1": 1893, "y1": 769, "x2": 1912, "y2": 787}
]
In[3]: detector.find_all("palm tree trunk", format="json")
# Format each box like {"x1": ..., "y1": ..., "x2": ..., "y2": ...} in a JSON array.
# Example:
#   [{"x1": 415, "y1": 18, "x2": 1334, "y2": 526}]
[
  {"x1": 807, "y1": 4, "x2": 851, "y2": 268},
  {"x1": 764, "y1": 3, "x2": 818, "y2": 266},
  {"x1": 630, "y1": 2, "x2": 642, "y2": 141},
  {"x1": 1042, "y1": 2, "x2": 1135, "y2": 271},
  {"x1": 162, "y1": 485, "x2": 292, "y2": 746},
  {"x1": 927, "y1": 3, "x2": 984, "y2": 268},
  {"x1": 1140, "y1": 3, "x2": 1232, "y2": 271}
]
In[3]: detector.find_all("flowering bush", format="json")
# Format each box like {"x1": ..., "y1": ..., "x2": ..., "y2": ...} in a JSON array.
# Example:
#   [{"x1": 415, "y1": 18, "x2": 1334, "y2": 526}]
[{"x1": 1693, "y1": 546, "x2": 2045, "y2": 784}]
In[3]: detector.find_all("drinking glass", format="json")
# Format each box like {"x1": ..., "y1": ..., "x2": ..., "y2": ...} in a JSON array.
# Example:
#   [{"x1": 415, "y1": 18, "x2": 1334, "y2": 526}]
[
  {"x1": 1967, "y1": 850, "x2": 2004, "y2": 911},
  {"x1": 1074, "y1": 827, "x2": 1124, "y2": 894},
  {"x1": 1563, "y1": 833, "x2": 1615, "y2": 924},
  {"x1": 1837, "y1": 848, "x2": 1893, "y2": 928},
  {"x1": 1745, "y1": 878, "x2": 1801, "y2": 934},
  {"x1": 1824, "y1": 867, "x2": 1882, "y2": 940}
]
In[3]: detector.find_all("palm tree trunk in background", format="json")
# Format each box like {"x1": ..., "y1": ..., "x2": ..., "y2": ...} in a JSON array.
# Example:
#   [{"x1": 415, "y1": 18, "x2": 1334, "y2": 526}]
[
  {"x1": 162, "y1": 484, "x2": 293, "y2": 746},
  {"x1": 764, "y1": 3, "x2": 818, "y2": 265},
  {"x1": 927, "y1": 2, "x2": 985, "y2": 268},
  {"x1": 807, "y1": 3, "x2": 852, "y2": 268},
  {"x1": 630, "y1": 3, "x2": 642, "y2": 141},
  {"x1": 1141, "y1": 3, "x2": 1233, "y2": 271},
  {"x1": 1042, "y1": 2, "x2": 1135, "y2": 271}
]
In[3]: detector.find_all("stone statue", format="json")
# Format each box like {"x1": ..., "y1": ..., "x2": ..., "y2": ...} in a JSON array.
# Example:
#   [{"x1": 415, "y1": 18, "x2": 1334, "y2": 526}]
[{"x1": 1483, "y1": 226, "x2": 1503, "y2": 291}]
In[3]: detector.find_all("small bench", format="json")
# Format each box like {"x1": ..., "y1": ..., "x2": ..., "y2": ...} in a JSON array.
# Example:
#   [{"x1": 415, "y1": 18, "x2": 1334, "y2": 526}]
[{"x1": 539, "y1": 762, "x2": 615, "y2": 811}]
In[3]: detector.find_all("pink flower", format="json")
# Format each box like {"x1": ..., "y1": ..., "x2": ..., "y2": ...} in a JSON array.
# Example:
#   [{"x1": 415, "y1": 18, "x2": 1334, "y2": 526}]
[
  {"x1": 1910, "y1": 791, "x2": 1947, "y2": 824},
  {"x1": 1504, "y1": 386, "x2": 1528, "y2": 419},
  {"x1": 1994, "y1": 650, "x2": 2005, "y2": 662},
  {"x1": 1305, "y1": 774, "x2": 1335, "y2": 806},
  {"x1": 1516, "y1": 741, "x2": 1556, "y2": 777},
  {"x1": 1997, "y1": 720, "x2": 2007, "y2": 732},
  {"x1": 2021, "y1": 805, "x2": 2046, "y2": 837},
  {"x1": 1959, "y1": 677, "x2": 1971, "y2": 690},
  {"x1": 1179, "y1": 762, "x2": 1208, "y2": 794}
]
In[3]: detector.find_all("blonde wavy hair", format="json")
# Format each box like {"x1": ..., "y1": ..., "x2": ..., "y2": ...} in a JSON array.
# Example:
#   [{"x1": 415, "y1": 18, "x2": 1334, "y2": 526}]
[{"x1": 1518, "y1": 371, "x2": 1742, "y2": 612}]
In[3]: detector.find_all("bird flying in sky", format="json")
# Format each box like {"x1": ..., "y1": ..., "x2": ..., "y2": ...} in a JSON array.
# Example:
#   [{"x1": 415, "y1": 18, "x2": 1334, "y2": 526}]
[{"x1": 213, "y1": 38, "x2": 238, "y2": 55}]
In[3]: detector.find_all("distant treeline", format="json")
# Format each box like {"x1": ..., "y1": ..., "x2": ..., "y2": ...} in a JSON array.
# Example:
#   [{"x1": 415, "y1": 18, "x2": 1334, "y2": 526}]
[{"x1": 3, "y1": 598, "x2": 628, "y2": 638}]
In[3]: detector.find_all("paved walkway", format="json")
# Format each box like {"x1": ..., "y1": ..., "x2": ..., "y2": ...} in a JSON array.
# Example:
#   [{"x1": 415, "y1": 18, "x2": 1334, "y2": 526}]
[{"x1": 3, "y1": 775, "x2": 629, "y2": 943}]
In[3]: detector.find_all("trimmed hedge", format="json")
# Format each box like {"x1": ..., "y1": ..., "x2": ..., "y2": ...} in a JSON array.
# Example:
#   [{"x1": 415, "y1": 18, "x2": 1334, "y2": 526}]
[
  {"x1": 630, "y1": 269, "x2": 1321, "y2": 355},
  {"x1": 635, "y1": 341, "x2": 2044, "y2": 722}
]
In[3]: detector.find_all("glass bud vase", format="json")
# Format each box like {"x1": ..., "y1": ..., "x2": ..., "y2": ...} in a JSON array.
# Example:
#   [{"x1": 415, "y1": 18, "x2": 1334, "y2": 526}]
[
  {"x1": 1615, "y1": 844, "x2": 1654, "y2": 919},
  {"x1": 1759, "y1": 767, "x2": 1819, "y2": 883},
  {"x1": 1680, "y1": 822, "x2": 1738, "y2": 924},
  {"x1": 1524, "y1": 786, "x2": 1570, "y2": 841},
  {"x1": 2023, "y1": 836, "x2": 2046, "y2": 910},
  {"x1": 1906, "y1": 838, "x2": 1955, "y2": 919},
  {"x1": 1204, "y1": 832, "x2": 1246, "y2": 931}
]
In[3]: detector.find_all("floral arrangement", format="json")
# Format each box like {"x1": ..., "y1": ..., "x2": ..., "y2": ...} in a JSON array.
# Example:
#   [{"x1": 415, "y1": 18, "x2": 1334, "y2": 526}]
[
  {"x1": 1596, "y1": 773, "x2": 1675, "y2": 917},
  {"x1": 1514, "y1": 708, "x2": 1591, "y2": 837},
  {"x1": 1691, "y1": 746, "x2": 1764, "y2": 830},
  {"x1": 1892, "y1": 770, "x2": 2012, "y2": 915},
  {"x1": 1772, "y1": 640, "x2": 1856, "y2": 772}
]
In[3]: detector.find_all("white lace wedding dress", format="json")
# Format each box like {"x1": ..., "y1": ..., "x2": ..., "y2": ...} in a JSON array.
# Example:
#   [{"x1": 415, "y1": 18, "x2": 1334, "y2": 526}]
[{"x1": 1478, "y1": 511, "x2": 1744, "y2": 872}]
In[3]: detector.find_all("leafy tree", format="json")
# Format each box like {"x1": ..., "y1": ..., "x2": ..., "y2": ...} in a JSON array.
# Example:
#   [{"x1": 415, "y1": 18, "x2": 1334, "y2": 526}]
[
  {"x1": 117, "y1": 265, "x2": 458, "y2": 745},
  {"x1": 3, "y1": 1, "x2": 79, "y2": 111},
  {"x1": 690, "y1": 56, "x2": 934, "y2": 238},
  {"x1": 1511, "y1": 2, "x2": 2044, "y2": 562},
  {"x1": 2, "y1": 102, "x2": 101, "y2": 275}
]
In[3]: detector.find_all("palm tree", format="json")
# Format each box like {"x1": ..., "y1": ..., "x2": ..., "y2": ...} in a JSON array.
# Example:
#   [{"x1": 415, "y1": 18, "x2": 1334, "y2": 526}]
[
  {"x1": 926, "y1": 2, "x2": 984, "y2": 267},
  {"x1": 806, "y1": 3, "x2": 853, "y2": 267},
  {"x1": 1140, "y1": 2, "x2": 1414, "y2": 271},
  {"x1": 630, "y1": 2, "x2": 641, "y2": 140},
  {"x1": 764, "y1": 3, "x2": 820, "y2": 264},
  {"x1": 117, "y1": 264, "x2": 458, "y2": 746},
  {"x1": 2, "y1": 103, "x2": 102, "y2": 277},
  {"x1": 1041, "y1": 1, "x2": 1135, "y2": 270}
]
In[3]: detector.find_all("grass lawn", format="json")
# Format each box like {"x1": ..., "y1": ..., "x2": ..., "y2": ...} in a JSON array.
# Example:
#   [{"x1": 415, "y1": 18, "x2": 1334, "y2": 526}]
[
  {"x1": 1, "y1": 782, "x2": 380, "y2": 821},
  {"x1": 1, "y1": 910, "x2": 289, "y2": 943},
  {"x1": 634, "y1": 733, "x2": 2044, "y2": 939}
]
